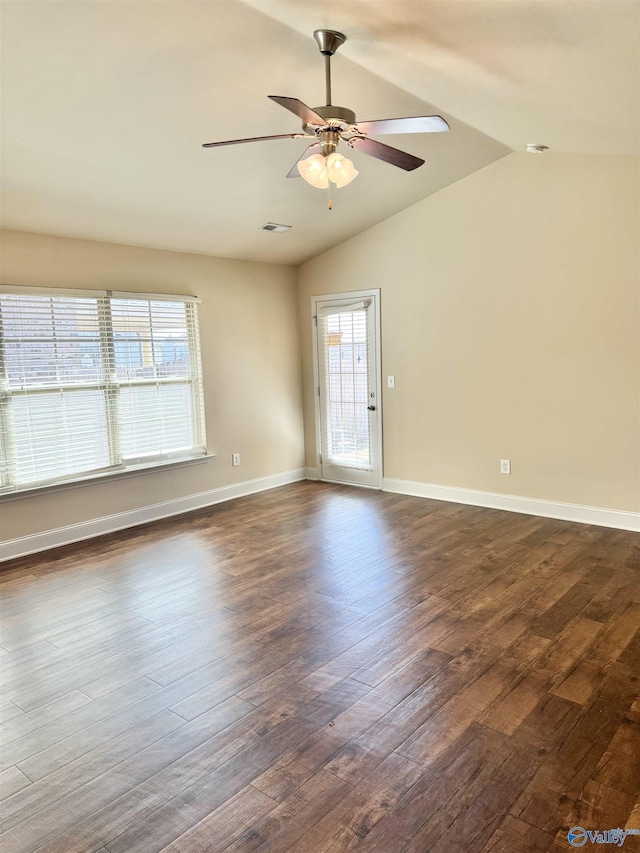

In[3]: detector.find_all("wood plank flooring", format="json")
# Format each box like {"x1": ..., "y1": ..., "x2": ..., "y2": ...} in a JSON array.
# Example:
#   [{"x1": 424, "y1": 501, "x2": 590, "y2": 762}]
[{"x1": 1, "y1": 482, "x2": 639, "y2": 853}]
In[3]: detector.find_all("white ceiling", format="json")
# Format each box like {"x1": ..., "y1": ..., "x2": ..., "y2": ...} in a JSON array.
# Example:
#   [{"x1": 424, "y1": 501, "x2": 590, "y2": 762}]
[{"x1": 1, "y1": 1, "x2": 637, "y2": 266}]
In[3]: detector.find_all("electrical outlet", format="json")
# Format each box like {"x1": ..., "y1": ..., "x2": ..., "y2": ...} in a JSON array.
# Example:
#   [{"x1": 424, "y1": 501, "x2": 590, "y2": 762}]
[
  {"x1": 232, "y1": 453, "x2": 240, "y2": 467},
  {"x1": 500, "y1": 459, "x2": 511, "y2": 475},
  {"x1": 387, "y1": 375, "x2": 395, "y2": 388}
]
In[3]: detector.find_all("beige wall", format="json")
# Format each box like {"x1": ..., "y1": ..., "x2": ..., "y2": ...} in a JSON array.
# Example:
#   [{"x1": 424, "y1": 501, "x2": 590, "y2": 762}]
[
  {"x1": 298, "y1": 153, "x2": 640, "y2": 512},
  {"x1": 0, "y1": 230, "x2": 304, "y2": 542}
]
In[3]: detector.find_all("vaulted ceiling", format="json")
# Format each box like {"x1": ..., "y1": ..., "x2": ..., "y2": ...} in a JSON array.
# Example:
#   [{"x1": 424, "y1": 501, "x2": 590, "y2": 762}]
[{"x1": 1, "y1": 1, "x2": 637, "y2": 265}]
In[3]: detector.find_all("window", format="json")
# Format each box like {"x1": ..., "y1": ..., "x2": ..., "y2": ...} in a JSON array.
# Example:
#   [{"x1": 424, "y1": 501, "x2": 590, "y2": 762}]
[{"x1": 0, "y1": 286, "x2": 207, "y2": 493}]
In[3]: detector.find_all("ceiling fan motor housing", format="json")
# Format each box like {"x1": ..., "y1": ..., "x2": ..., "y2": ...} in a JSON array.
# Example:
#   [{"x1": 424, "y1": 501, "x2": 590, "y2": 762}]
[{"x1": 303, "y1": 104, "x2": 356, "y2": 134}]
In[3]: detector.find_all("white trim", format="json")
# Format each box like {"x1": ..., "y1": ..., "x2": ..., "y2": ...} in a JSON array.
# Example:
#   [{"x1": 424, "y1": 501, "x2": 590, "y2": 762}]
[
  {"x1": 0, "y1": 284, "x2": 108, "y2": 298},
  {"x1": 0, "y1": 453, "x2": 216, "y2": 503},
  {"x1": 321, "y1": 477, "x2": 379, "y2": 490},
  {"x1": 304, "y1": 467, "x2": 319, "y2": 480},
  {"x1": 0, "y1": 285, "x2": 199, "y2": 302},
  {"x1": 316, "y1": 300, "x2": 370, "y2": 317},
  {"x1": 109, "y1": 291, "x2": 200, "y2": 303},
  {"x1": 383, "y1": 477, "x2": 640, "y2": 532},
  {"x1": 1, "y1": 468, "x2": 306, "y2": 562}
]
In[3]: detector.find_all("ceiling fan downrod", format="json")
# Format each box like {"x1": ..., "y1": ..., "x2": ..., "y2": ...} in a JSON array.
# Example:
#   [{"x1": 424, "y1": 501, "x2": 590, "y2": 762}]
[
  {"x1": 325, "y1": 55, "x2": 332, "y2": 106},
  {"x1": 313, "y1": 29, "x2": 346, "y2": 107}
]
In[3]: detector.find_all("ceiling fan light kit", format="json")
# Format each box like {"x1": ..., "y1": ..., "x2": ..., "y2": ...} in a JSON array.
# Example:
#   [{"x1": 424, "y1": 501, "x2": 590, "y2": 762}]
[
  {"x1": 298, "y1": 152, "x2": 359, "y2": 189},
  {"x1": 202, "y1": 29, "x2": 450, "y2": 208},
  {"x1": 326, "y1": 152, "x2": 359, "y2": 188},
  {"x1": 297, "y1": 154, "x2": 328, "y2": 189}
]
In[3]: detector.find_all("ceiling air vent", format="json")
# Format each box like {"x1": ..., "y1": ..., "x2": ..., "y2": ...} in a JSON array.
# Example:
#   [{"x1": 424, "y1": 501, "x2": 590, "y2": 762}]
[{"x1": 260, "y1": 222, "x2": 291, "y2": 233}]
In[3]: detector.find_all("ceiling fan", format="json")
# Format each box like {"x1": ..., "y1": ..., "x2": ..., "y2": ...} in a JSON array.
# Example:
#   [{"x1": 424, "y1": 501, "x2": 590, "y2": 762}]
[{"x1": 202, "y1": 29, "x2": 449, "y2": 206}]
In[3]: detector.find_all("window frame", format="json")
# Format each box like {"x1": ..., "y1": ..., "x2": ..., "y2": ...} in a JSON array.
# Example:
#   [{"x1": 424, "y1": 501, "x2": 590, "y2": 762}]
[{"x1": 0, "y1": 285, "x2": 209, "y2": 496}]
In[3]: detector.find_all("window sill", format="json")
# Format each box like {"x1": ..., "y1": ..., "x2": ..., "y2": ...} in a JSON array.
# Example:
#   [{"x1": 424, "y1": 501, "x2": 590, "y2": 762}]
[{"x1": 0, "y1": 453, "x2": 218, "y2": 503}]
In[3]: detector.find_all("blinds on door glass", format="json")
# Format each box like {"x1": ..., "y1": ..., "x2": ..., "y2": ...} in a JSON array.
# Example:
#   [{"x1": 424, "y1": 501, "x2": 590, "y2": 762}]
[
  {"x1": 0, "y1": 287, "x2": 206, "y2": 493},
  {"x1": 318, "y1": 301, "x2": 372, "y2": 470}
]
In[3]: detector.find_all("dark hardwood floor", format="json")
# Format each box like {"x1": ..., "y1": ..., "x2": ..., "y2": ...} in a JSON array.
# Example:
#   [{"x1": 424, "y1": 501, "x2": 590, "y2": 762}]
[{"x1": 1, "y1": 482, "x2": 639, "y2": 853}]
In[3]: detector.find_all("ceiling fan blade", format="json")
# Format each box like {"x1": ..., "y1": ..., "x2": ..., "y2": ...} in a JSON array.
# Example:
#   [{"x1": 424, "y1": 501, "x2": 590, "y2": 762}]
[
  {"x1": 354, "y1": 116, "x2": 449, "y2": 136},
  {"x1": 349, "y1": 137, "x2": 424, "y2": 171},
  {"x1": 286, "y1": 144, "x2": 319, "y2": 178},
  {"x1": 202, "y1": 133, "x2": 301, "y2": 148},
  {"x1": 268, "y1": 96, "x2": 326, "y2": 126}
]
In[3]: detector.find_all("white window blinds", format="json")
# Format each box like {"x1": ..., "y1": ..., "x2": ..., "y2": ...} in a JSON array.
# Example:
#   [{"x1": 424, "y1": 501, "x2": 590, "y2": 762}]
[
  {"x1": 0, "y1": 287, "x2": 206, "y2": 493},
  {"x1": 318, "y1": 304, "x2": 372, "y2": 469}
]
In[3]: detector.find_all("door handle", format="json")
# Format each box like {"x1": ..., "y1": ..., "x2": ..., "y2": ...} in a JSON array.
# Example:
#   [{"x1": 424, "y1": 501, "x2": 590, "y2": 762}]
[{"x1": 367, "y1": 405, "x2": 376, "y2": 411}]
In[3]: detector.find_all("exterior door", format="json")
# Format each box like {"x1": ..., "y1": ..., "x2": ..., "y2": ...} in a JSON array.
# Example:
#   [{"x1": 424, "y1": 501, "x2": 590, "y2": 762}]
[{"x1": 313, "y1": 291, "x2": 381, "y2": 488}]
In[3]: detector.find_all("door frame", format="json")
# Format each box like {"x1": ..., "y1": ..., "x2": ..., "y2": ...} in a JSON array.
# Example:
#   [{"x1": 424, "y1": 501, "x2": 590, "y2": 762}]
[{"x1": 311, "y1": 289, "x2": 383, "y2": 489}]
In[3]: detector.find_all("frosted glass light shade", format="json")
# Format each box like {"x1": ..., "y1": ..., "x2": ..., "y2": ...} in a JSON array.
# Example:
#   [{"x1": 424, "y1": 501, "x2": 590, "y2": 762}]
[
  {"x1": 327, "y1": 152, "x2": 358, "y2": 188},
  {"x1": 298, "y1": 154, "x2": 329, "y2": 188},
  {"x1": 298, "y1": 151, "x2": 359, "y2": 189}
]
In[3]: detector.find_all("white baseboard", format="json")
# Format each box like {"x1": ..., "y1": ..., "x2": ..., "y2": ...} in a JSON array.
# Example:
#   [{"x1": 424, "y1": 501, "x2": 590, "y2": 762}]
[
  {"x1": 0, "y1": 468, "x2": 306, "y2": 563},
  {"x1": 9, "y1": 468, "x2": 633, "y2": 563},
  {"x1": 383, "y1": 477, "x2": 640, "y2": 532}
]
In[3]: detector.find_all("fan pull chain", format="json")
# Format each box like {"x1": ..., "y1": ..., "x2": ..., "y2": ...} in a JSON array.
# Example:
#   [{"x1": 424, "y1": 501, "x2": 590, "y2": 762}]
[{"x1": 327, "y1": 181, "x2": 333, "y2": 211}]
